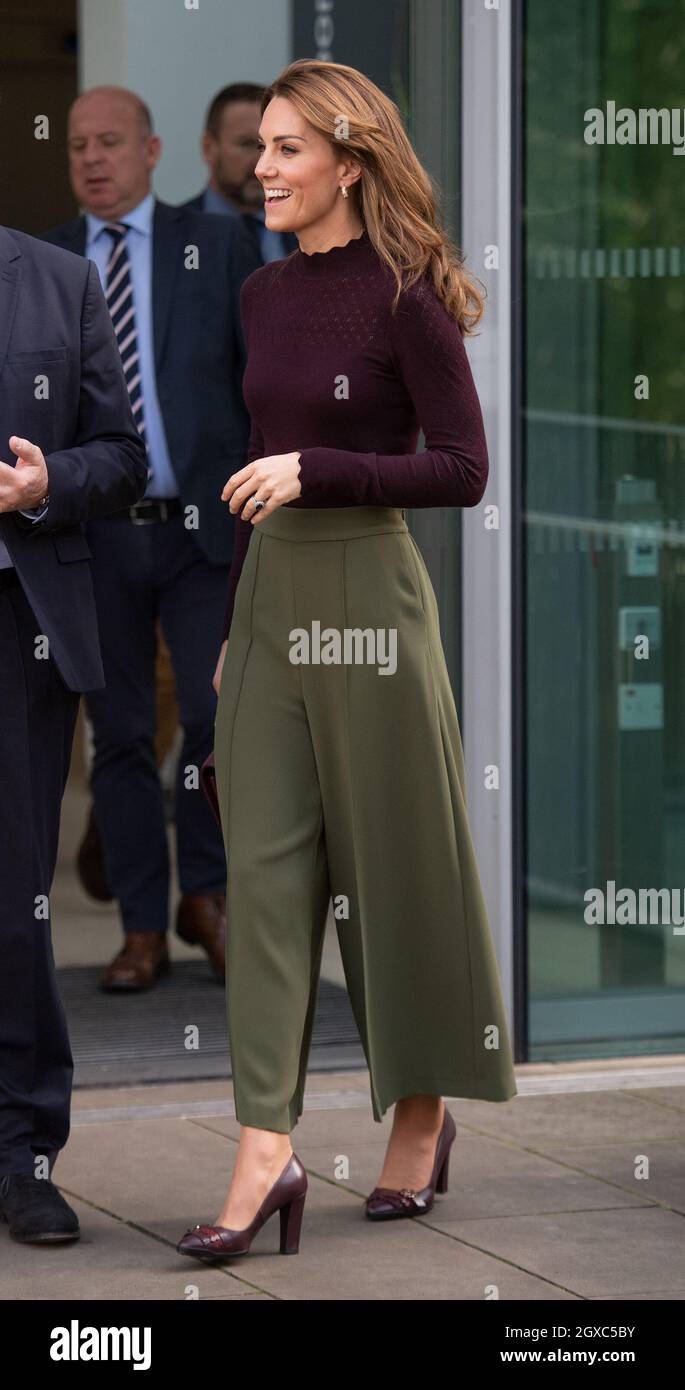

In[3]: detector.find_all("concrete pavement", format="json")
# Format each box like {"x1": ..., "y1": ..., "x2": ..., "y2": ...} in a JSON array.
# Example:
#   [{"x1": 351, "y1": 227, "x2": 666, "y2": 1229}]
[
  {"x1": 4, "y1": 713, "x2": 683, "y2": 1300},
  {"x1": 2, "y1": 1059, "x2": 685, "y2": 1300}
]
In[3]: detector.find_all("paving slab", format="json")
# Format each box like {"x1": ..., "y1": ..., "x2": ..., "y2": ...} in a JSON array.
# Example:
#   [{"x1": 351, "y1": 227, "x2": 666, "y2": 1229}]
[
  {"x1": 624, "y1": 1087, "x2": 685, "y2": 1114},
  {"x1": 591, "y1": 1290, "x2": 685, "y2": 1301},
  {"x1": 12, "y1": 1112, "x2": 576, "y2": 1301},
  {"x1": 195, "y1": 1113, "x2": 648, "y2": 1220},
  {"x1": 445, "y1": 1089, "x2": 685, "y2": 1149},
  {"x1": 541, "y1": 1139, "x2": 685, "y2": 1213},
  {"x1": 0, "y1": 1199, "x2": 268, "y2": 1301},
  {"x1": 2, "y1": 1068, "x2": 685, "y2": 1301},
  {"x1": 438, "y1": 1207, "x2": 685, "y2": 1299}
]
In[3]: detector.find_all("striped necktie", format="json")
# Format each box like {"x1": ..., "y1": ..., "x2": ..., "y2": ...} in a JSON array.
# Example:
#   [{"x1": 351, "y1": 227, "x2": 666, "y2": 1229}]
[{"x1": 103, "y1": 222, "x2": 152, "y2": 481}]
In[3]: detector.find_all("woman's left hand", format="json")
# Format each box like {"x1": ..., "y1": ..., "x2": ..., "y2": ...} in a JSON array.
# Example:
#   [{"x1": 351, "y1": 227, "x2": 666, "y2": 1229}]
[{"x1": 221, "y1": 452, "x2": 302, "y2": 524}]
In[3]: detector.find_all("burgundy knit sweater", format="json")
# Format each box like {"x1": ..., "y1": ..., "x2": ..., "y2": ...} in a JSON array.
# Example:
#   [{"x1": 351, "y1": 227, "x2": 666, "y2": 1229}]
[{"x1": 221, "y1": 227, "x2": 488, "y2": 641}]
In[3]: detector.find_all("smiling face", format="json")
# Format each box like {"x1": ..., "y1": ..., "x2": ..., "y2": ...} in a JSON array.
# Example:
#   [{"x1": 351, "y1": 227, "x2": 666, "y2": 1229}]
[
  {"x1": 67, "y1": 88, "x2": 161, "y2": 221},
  {"x1": 255, "y1": 95, "x2": 362, "y2": 246}
]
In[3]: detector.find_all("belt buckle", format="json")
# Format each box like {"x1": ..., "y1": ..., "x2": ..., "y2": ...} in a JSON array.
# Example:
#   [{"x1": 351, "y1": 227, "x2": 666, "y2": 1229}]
[{"x1": 130, "y1": 500, "x2": 164, "y2": 525}]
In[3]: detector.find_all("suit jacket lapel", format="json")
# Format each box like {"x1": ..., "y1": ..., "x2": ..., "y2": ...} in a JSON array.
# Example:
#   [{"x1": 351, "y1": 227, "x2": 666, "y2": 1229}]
[
  {"x1": 151, "y1": 200, "x2": 186, "y2": 375},
  {"x1": 0, "y1": 227, "x2": 21, "y2": 383},
  {"x1": 0, "y1": 229, "x2": 22, "y2": 551}
]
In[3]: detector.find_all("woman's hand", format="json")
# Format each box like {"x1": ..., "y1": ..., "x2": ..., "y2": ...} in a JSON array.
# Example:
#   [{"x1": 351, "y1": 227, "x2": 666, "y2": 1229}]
[
  {"x1": 212, "y1": 639, "x2": 228, "y2": 695},
  {"x1": 221, "y1": 452, "x2": 302, "y2": 524}
]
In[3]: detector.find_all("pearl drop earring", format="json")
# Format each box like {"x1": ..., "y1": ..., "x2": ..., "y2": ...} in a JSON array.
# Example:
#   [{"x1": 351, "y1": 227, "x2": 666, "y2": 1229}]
[{"x1": 340, "y1": 185, "x2": 348, "y2": 198}]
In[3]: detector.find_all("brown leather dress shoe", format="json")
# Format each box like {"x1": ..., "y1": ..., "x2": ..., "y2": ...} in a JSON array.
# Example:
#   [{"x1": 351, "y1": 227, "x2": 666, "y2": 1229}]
[
  {"x1": 365, "y1": 1106, "x2": 457, "y2": 1220},
  {"x1": 99, "y1": 930, "x2": 170, "y2": 992},
  {"x1": 76, "y1": 804, "x2": 113, "y2": 902},
  {"x1": 176, "y1": 893, "x2": 225, "y2": 979},
  {"x1": 177, "y1": 1153, "x2": 308, "y2": 1260}
]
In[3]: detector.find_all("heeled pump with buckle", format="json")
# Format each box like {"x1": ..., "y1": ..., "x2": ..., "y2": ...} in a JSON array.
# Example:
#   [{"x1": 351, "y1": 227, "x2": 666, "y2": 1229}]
[
  {"x1": 365, "y1": 1105, "x2": 457, "y2": 1220},
  {"x1": 177, "y1": 1153, "x2": 308, "y2": 1260}
]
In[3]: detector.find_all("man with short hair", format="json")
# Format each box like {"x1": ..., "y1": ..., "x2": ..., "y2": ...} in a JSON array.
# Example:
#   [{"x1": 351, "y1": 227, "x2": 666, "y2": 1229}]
[
  {"x1": 183, "y1": 82, "x2": 298, "y2": 262},
  {"x1": 0, "y1": 222, "x2": 147, "y2": 1242},
  {"x1": 45, "y1": 86, "x2": 260, "y2": 991}
]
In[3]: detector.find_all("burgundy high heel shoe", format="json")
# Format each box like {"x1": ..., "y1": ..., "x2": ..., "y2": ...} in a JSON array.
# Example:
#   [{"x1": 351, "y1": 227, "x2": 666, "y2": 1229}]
[
  {"x1": 177, "y1": 1153, "x2": 308, "y2": 1260},
  {"x1": 365, "y1": 1105, "x2": 457, "y2": 1220}
]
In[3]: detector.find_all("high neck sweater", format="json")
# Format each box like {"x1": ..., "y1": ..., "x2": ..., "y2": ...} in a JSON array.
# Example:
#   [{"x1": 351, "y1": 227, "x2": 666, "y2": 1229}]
[{"x1": 221, "y1": 227, "x2": 488, "y2": 641}]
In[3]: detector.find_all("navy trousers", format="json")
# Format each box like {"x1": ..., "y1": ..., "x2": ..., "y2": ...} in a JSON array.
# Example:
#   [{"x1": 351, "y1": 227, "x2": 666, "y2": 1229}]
[
  {"x1": 0, "y1": 569, "x2": 79, "y2": 1175},
  {"x1": 84, "y1": 512, "x2": 229, "y2": 934}
]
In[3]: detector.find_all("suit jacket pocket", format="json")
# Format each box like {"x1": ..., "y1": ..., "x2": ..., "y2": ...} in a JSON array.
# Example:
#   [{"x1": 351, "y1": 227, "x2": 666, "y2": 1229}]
[
  {"x1": 52, "y1": 531, "x2": 92, "y2": 562},
  {"x1": 4, "y1": 349, "x2": 69, "y2": 449}
]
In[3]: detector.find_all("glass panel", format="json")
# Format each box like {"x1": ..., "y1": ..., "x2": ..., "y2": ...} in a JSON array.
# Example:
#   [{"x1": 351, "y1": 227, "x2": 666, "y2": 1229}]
[
  {"x1": 407, "y1": 0, "x2": 463, "y2": 698},
  {"x1": 524, "y1": 0, "x2": 685, "y2": 1058}
]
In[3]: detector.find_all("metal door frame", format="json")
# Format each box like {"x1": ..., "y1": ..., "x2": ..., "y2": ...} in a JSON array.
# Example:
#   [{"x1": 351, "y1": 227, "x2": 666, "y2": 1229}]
[{"x1": 460, "y1": 0, "x2": 523, "y2": 1052}]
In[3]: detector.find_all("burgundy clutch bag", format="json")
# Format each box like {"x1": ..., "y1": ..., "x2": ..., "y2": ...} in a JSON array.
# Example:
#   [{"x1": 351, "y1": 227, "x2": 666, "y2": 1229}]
[{"x1": 200, "y1": 751, "x2": 221, "y2": 828}]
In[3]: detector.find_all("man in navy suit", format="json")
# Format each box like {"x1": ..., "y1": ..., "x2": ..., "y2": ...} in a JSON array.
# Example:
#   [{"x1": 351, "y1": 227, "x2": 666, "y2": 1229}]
[
  {"x1": 44, "y1": 87, "x2": 260, "y2": 992},
  {"x1": 0, "y1": 225, "x2": 147, "y2": 1242},
  {"x1": 183, "y1": 82, "x2": 298, "y2": 263}
]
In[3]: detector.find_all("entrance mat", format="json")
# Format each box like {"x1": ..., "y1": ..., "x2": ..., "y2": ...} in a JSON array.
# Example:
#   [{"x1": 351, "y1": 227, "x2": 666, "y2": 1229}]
[{"x1": 57, "y1": 963, "x2": 366, "y2": 1088}]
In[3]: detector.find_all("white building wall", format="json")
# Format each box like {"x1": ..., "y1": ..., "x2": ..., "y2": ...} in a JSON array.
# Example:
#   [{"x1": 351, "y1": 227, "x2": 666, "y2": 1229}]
[{"x1": 78, "y1": 0, "x2": 292, "y2": 203}]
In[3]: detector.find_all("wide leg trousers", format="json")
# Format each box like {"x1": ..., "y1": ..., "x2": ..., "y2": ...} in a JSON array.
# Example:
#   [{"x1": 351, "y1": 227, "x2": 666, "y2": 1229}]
[{"x1": 214, "y1": 506, "x2": 517, "y2": 1133}]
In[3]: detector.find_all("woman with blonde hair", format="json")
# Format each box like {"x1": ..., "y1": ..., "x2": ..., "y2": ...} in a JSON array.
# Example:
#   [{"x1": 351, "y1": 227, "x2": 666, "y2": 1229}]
[{"x1": 178, "y1": 57, "x2": 517, "y2": 1262}]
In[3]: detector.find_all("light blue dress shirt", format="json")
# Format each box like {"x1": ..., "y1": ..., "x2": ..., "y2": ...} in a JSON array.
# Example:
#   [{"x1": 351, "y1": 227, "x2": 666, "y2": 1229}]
[{"x1": 85, "y1": 191, "x2": 178, "y2": 499}]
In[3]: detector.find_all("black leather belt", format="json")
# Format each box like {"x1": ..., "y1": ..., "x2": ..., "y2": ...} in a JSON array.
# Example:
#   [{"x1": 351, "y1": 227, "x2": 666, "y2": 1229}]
[{"x1": 115, "y1": 497, "x2": 183, "y2": 525}]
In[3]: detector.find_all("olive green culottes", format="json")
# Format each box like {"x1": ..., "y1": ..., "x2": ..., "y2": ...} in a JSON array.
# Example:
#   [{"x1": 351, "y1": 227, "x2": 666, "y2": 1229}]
[{"x1": 214, "y1": 505, "x2": 517, "y2": 1133}]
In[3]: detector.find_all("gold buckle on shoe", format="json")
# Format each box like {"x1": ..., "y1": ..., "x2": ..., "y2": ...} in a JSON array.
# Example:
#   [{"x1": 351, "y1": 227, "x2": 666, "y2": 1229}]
[{"x1": 399, "y1": 1188, "x2": 428, "y2": 1208}]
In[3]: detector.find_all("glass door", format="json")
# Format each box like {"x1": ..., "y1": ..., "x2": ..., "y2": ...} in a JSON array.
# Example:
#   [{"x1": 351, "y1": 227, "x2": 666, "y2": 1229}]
[
  {"x1": 523, "y1": 0, "x2": 685, "y2": 1057},
  {"x1": 407, "y1": 0, "x2": 463, "y2": 698}
]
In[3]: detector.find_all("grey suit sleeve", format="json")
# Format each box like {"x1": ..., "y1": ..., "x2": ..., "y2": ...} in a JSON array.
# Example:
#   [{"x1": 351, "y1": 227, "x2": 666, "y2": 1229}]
[{"x1": 27, "y1": 259, "x2": 148, "y2": 530}]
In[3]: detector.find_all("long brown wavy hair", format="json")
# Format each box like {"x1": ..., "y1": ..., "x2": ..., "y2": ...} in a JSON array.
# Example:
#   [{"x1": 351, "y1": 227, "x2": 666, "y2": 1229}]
[{"x1": 259, "y1": 58, "x2": 485, "y2": 336}]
